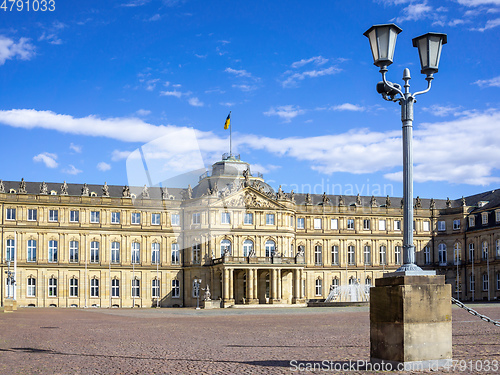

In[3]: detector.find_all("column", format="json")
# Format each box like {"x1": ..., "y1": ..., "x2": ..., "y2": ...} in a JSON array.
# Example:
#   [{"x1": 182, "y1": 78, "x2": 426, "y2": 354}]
[
  {"x1": 277, "y1": 269, "x2": 282, "y2": 301},
  {"x1": 247, "y1": 268, "x2": 253, "y2": 302},
  {"x1": 270, "y1": 269, "x2": 277, "y2": 301},
  {"x1": 223, "y1": 268, "x2": 229, "y2": 301},
  {"x1": 293, "y1": 269, "x2": 300, "y2": 301},
  {"x1": 253, "y1": 269, "x2": 258, "y2": 301},
  {"x1": 300, "y1": 269, "x2": 304, "y2": 298},
  {"x1": 229, "y1": 268, "x2": 234, "y2": 300}
]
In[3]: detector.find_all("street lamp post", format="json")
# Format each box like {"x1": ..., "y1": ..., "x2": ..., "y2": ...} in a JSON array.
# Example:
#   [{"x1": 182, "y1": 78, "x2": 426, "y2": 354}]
[
  {"x1": 364, "y1": 24, "x2": 447, "y2": 274},
  {"x1": 194, "y1": 278, "x2": 202, "y2": 310}
]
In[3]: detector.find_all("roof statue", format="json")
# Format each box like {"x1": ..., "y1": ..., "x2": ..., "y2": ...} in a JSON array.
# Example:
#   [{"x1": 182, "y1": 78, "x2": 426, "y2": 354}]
[
  {"x1": 355, "y1": 194, "x2": 361, "y2": 206},
  {"x1": 0, "y1": 180, "x2": 4, "y2": 193},
  {"x1": 142, "y1": 184, "x2": 150, "y2": 199},
  {"x1": 161, "y1": 187, "x2": 168, "y2": 199},
  {"x1": 305, "y1": 193, "x2": 312, "y2": 205},
  {"x1": 102, "y1": 182, "x2": 110, "y2": 197},
  {"x1": 290, "y1": 190, "x2": 295, "y2": 203},
  {"x1": 322, "y1": 192, "x2": 330, "y2": 205},
  {"x1": 19, "y1": 178, "x2": 27, "y2": 194},
  {"x1": 243, "y1": 167, "x2": 250, "y2": 187},
  {"x1": 60, "y1": 181, "x2": 68, "y2": 195},
  {"x1": 40, "y1": 182, "x2": 48, "y2": 195},
  {"x1": 338, "y1": 196, "x2": 345, "y2": 207},
  {"x1": 187, "y1": 184, "x2": 193, "y2": 199},
  {"x1": 415, "y1": 196, "x2": 422, "y2": 209},
  {"x1": 81, "y1": 183, "x2": 89, "y2": 196},
  {"x1": 122, "y1": 185, "x2": 131, "y2": 198},
  {"x1": 385, "y1": 195, "x2": 391, "y2": 208},
  {"x1": 430, "y1": 198, "x2": 436, "y2": 209},
  {"x1": 277, "y1": 185, "x2": 285, "y2": 200},
  {"x1": 446, "y1": 197, "x2": 452, "y2": 208},
  {"x1": 462, "y1": 196, "x2": 466, "y2": 207},
  {"x1": 370, "y1": 195, "x2": 377, "y2": 207}
]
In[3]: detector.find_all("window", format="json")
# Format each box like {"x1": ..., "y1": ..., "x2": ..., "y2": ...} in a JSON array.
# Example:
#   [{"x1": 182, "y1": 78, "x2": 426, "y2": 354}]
[
  {"x1": 469, "y1": 243, "x2": 475, "y2": 263},
  {"x1": 131, "y1": 242, "x2": 140, "y2": 264},
  {"x1": 152, "y1": 243, "x2": 160, "y2": 264},
  {"x1": 482, "y1": 212, "x2": 488, "y2": 225},
  {"x1": 363, "y1": 219, "x2": 370, "y2": 230},
  {"x1": 90, "y1": 241, "x2": 100, "y2": 263},
  {"x1": 482, "y1": 274, "x2": 489, "y2": 291},
  {"x1": 172, "y1": 279, "x2": 180, "y2": 298},
  {"x1": 347, "y1": 219, "x2": 354, "y2": 230},
  {"x1": 348, "y1": 245, "x2": 355, "y2": 265},
  {"x1": 111, "y1": 242, "x2": 120, "y2": 263},
  {"x1": 243, "y1": 240, "x2": 254, "y2": 257},
  {"x1": 378, "y1": 219, "x2": 386, "y2": 231},
  {"x1": 220, "y1": 239, "x2": 232, "y2": 257},
  {"x1": 265, "y1": 240, "x2": 275, "y2": 257},
  {"x1": 69, "y1": 241, "x2": 79, "y2": 263},
  {"x1": 297, "y1": 245, "x2": 305, "y2": 256},
  {"x1": 497, "y1": 273, "x2": 500, "y2": 291},
  {"x1": 69, "y1": 278, "x2": 78, "y2": 297},
  {"x1": 48, "y1": 240, "x2": 58, "y2": 262},
  {"x1": 265, "y1": 214, "x2": 275, "y2": 225},
  {"x1": 364, "y1": 245, "x2": 371, "y2": 265},
  {"x1": 152, "y1": 279, "x2": 160, "y2": 298},
  {"x1": 314, "y1": 245, "x2": 322, "y2": 265},
  {"x1": 151, "y1": 213, "x2": 161, "y2": 225},
  {"x1": 496, "y1": 211, "x2": 500, "y2": 222},
  {"x1": 131, "y1": 212, "x2": 141, "y2": 225},
  {"x1": 437, "y1": 221, "x2": 445, "y2": 231},
  {"x1": 482, "y1": 241, "x2": 488, "y2": 260},
  {"x1": 395, "y1": 246, "x2": 402, "y2": 265},
  {"x1": 131, "y1": 279, "x2": 140, "y2": 297},
  {"x1": 6, "y1": 239, "x2": 15, "y2": 261},
  {"x1": 365, "y1": 278, "x2": 372, "y2": 288},
  {"x1": 192, "y1": 213, "x2": 201, "y2": 224},
  {"x1": 90, "y1": 211, "x2": 100, "y2": 223},
  {"x1": 394, "y1": 220, "x2": 401, "y2": 231},
  {"x1": 453, "y1": 219, "x2": 460, "y2": 230},
  {"x1": 111, "y1": 212, "x2": 120, "y2": 224},
  {"x1": 496, "y1": 239, "x2": 500, "y2": 258},
  {"x1": 438, "y1": 243, "x2": 447, "y2": 265},
  {"x1": 171, "y1": 243, "x2": 180, "y2": 265},
  {"x1": 49, "y1": 209, "x2": 58, "y2": 222},
  {"x1": 219, "y1": 212, "x2": 230, "y2": 224},
  {"x1": 424, "y1": 246, "x2": 431, "y2": 265},
  {"x1": 331, "y1": 278, "x2": 339, "y2": 296},
  {"x1": 244, "y1": 213, "x2": 253, "y2": 225},
  {"x1": 48, "y1": 278, "x2": 57, "y2": 297},
  {"x1": 6, "y1": 208, "x2": 16, "y2": 220},
  {"x1": 171, "y1": 214, "x2": 180, "y2": 226},
  {"x1": 297, "y1": 218, "x2": 305, "y2": 229},
  {"x1": 70, "y1": 210, "x2": 79, "y2": 223},
  {"x1": 454, "y1": 243, "x2": 461, "y2": 265},
  {"x1": 313, "y1": 218, "x2": 322, "y2": 230},
  {"x1": 315, "y1": 278, "x2": 323, "y2": 297},
  {"x1": 27, "y1": 277, "x2": 36, "y2": 297},
  {"x1": 379, "y1": 245, "x2": 387, "y2": 265},
  {"x1": 422, "y1": 221, "x2": 430, "y2": 231},
  {"x1": 331, "y1": 245, "x2": 339, "y2": 265},
  {"x1": 468, "y1": 216, "x2": 475, "y2": 227},
  {"x1": 331, "y1": 219, "x2": 338, "y2": 230},
  {"x1": 111, "y1": 279, "x2": 120, "y2": 297},
  {"x1": 192, "y1": 244, "x2": 200, "y2": 264},
  {"x1": 470, "y1": 274, "x2": 475, "y2": 292},
  {"x1": 28, "y1": 209, "x2": 37, "y2": 221},
  {"x1": 27, "y1": 239, "x2": 36, "y2": 262}
]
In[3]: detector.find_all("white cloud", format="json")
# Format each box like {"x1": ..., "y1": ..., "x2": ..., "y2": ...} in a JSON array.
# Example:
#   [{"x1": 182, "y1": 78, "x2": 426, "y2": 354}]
[
  {"x1": 225, "y1": 67, "x2": 253, "y2": 78},
  {"x1": 97, "y1": 162, "x2": 111, "y2": 172},
  {"x1": 422, "y1": 104, "x2": 462, "y2": 117},
  {"x1": 148, "y1": 14, "x2": 161, "y2": 21},
  {"x1": 0, "y1": 36, "x2": 35, "y2": 65},
  {"x1": 33, "y1": 152, "x2": 58, "y2": 168},
  {"x1": 282, "y1": 66, "x2": 342, "y2": 88},
  {"x1": 219, "y1": 102, "x2": 235, "y2": 107},
  {"x1": 232, "y1": 84, "x2": 258, "y2": 92},
  {"x1": 160, "y1": 90, "x2": 184, "y2": 98},
  {"x1": 63, "y1": 165, "x2": 83, "y2": 175},
  {"x1": 188, "y1": 97, "x2": 204, "y2": 107},
  {"x1": 473, "y1": 17, "x2": 500, "y2": 31},
  {"x1": 396, "y1": 2, "x2": 433, "y2": 22},
  {"x1": 291, "y1": 56, "x2": 328, "y2": 69},
  {"x1": 250, "y1": 164, "x2": 281, "y2": 174},
  {"x1": 145, "y1": 78, "x2": 160, "y2": 91},
  {"x1": 136, "y1": 109, "x2": 152, "y2": 116},
  {"x1": 69, "y1": 143, "x2": 82, "y2": 153},
  {"x1": 473, "y1": 76, "x2": 500, "y2": 87},
  {"x1": 263, "y1": 105, "x2": 306, "y2": 122},
  {"x1": 331, "y1": 103, "x2": 365, "y2": 112},
  {"x1": 121, "y1": 0, "x2": 150, "y2": 6},
  {"x1": 457, "y1": 0, "x2": 500, "y2": 5},
  {"x1": 6, "y1": 108, "x2": 500, "y2": 186}
]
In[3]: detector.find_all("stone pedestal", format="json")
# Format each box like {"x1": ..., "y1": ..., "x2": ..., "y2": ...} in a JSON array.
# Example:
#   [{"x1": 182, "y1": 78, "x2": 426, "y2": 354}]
[
  {"x1": 222, "y1": 299, "x2": 235, "y2": 308},
  {"x1": 3, "y1": 299, "x2": 17, "y2": 313},
  {"x1": 245, "y1": 298, "x2": 260, "y2": 305},
  {"x1": 202, "y1": 300, "x2": 222, "y2": 309},
  {"x1": 370, "y1": 275, "x2": 452, "y2": 369},
  {"x1": 292, "y1": 297, "x2": 306, "y2": 304}
]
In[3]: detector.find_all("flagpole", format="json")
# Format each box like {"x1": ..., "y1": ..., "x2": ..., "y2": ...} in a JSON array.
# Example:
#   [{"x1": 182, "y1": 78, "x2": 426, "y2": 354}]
[{"x1": 229, "y1": 111, "x2": 232, "y2": 157}]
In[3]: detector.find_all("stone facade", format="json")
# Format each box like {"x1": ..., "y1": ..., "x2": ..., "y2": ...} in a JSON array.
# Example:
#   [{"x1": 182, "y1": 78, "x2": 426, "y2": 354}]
[{"x1": 1, "y1": 156, "x2": 500, "y2": 308}]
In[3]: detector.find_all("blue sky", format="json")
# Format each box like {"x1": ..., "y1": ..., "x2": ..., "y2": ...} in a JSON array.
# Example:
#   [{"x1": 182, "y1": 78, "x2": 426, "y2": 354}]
[{"x1": 1, "y1": 0, "x2": 500, "y2": 199}]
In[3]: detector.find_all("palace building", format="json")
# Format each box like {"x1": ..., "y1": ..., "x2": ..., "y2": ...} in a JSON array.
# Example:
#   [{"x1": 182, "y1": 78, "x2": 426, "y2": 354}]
[{"x1": 1, "y1": 154, "x2": 500, "y2": 308}]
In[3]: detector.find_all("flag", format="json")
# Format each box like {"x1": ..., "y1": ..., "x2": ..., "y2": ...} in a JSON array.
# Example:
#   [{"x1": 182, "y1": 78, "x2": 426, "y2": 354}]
[{"x1": 224, "y1": 112, "x2": 231, "y2": 130}]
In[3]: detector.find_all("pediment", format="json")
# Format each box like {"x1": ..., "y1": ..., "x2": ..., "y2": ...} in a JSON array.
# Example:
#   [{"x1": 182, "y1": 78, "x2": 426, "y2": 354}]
[{"x1": 211, "y1": 187, "x2": 285, "y2": 209}]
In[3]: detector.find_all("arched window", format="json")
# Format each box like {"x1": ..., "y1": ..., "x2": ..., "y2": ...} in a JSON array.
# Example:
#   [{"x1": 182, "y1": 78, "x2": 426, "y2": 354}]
[
  {"x1": 221, "y1": 239, "x2": 231, "y2": 257},
  {"x1": 315, "y1": 278, "x2": 323, "y2": 296},
  {"x1": 314, "y1": 245, "x2": 322, "y2": 265},
  {"x1": 364, "y1": 245, "x2": 371, "y2": 265},
  {"x1": 243, "y1": 240, "x2": 254, "y2": 257},
  {"x1": 347, "y1": 245, "x2": 355, "y2": 265},
  {"x1": 395, "y1": 245, "x2": 402, "y2": 265},
  {"x1": 469, "y1": 243, "x2": 475, "y2": 262},
  {"x1": 454, "y1": 243, "x2": 461, "y2": 265},
  {"x1": 131, "y1": 242, "x2": 140, "y2": 264},
  {"x1": 265, "y1": 240, "x2": 275, "y2": 257},
  {"x1": 438, "y1": 243, "x2": 447, "y2": 265},
  {"x1": 482, "y1": 273, "x2": 489, "y2": 291},
  {"x1": 90, "y1": 241, "x2": 100, "y2": 263},
  {"x1": 379, "y1": 245, "x2": 386, "y2": 265}
]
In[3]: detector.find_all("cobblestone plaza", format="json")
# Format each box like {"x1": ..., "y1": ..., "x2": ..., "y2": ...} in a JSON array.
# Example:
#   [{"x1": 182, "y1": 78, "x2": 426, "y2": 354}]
[{"x1": 1, "y1": 305, "x2": 499, "y2": 374}]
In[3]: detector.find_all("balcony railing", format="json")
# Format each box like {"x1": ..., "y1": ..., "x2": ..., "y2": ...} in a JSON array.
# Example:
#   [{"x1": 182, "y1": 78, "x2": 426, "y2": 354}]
[{"x1": 212, "y1": 255, "x2": 305, "y2": 265}]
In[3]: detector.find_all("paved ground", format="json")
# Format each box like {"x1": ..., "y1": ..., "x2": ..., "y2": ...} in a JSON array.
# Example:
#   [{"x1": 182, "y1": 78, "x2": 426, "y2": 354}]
[{"x1": 0, "y1": 304, "x2": 499, "y2": 374}]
